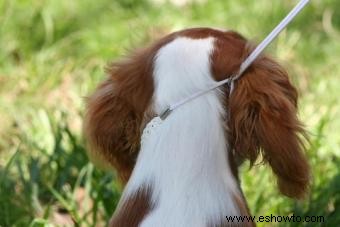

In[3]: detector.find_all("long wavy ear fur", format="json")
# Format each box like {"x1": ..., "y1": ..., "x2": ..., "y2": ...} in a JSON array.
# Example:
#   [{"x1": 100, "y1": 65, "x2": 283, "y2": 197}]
[
  {"x1": 228, "y1": 48, "x2": 310, "y2": 199},
  {"x1": 84, "y1": 48, "x2": 154, "y2": 183}
]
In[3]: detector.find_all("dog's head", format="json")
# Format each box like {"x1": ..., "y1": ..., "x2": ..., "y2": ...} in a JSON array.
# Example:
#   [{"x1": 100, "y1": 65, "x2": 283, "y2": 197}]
[{"x1": 84, "y1": 28, "x2": 310, "y2": 198}]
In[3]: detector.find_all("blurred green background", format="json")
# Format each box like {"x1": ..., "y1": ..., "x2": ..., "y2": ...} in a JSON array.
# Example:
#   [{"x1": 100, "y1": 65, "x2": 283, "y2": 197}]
[{"x1": 0, "y1": 0, "x2": 339, "y2": 226}]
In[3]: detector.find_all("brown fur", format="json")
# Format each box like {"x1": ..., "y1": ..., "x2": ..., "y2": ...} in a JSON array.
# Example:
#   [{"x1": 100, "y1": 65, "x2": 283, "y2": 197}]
[
  {"x1": 109, "y1": 186, "x2": 153, "y2": 227},
  {"x1": 205, "y1": 29, "x2": 310, "y2": 199},
  {"x1": 84, "y1": 46, "x2": 156, "y2": 183},
  {"x1": 227, "y1": 45, "x2": 310, "y2": 199}
]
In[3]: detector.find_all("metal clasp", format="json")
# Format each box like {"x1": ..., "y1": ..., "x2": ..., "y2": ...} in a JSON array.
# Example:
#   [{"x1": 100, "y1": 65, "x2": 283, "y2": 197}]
[{"x1": 159, "y1": 107, "x2": 172, "y2": 120}]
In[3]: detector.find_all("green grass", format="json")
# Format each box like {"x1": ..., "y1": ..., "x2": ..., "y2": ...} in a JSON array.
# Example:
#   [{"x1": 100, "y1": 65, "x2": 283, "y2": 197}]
[{"x1": 1, "y1": 0, "x2": 340, "y2": 226}]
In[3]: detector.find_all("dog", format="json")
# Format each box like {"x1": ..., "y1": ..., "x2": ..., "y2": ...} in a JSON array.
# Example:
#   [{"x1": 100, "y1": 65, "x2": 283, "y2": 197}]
[{"x1": 84, "y1": 27, "x2": 310, "y2": 227}]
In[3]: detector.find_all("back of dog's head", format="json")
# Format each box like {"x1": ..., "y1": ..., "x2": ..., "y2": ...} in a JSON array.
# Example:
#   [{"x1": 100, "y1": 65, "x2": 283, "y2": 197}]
[{"x1": 84, "y1": 28, "x2": 310, "y2": 198}]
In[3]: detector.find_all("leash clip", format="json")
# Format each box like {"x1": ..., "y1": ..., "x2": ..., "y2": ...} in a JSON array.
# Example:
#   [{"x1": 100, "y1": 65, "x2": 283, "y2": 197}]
[{"x1": 160, "y1": 107, "x2": 172, "y2": 120}]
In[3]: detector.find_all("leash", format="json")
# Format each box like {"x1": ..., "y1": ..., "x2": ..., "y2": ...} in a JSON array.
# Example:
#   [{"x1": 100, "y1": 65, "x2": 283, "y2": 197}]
[{"x1": 160, "y1": 0, "x2": 310, "y2": 120}]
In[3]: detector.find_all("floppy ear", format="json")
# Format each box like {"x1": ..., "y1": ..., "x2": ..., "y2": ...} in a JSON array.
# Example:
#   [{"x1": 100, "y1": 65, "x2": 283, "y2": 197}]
[
  {"x1": 84, "y1": 48, "x2": 154, "y2": 183},
  {"x1": 228, "y1": 52, "x2": 310, "y2": 199}
]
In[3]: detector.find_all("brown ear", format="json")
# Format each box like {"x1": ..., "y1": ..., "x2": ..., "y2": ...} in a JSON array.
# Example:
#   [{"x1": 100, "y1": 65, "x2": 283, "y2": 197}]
[
  {"x1": 84, "y1": 48, "x2": 154, "y2": 183},
  {"x1": 228, "y1": 53, "x2": 310, "y2": 199}
]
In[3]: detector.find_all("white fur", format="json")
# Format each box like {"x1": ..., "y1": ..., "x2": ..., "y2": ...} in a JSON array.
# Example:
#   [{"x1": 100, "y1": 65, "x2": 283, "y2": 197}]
[{"x1": 120, "y1": 37, "x2": 242, "y2": 226}]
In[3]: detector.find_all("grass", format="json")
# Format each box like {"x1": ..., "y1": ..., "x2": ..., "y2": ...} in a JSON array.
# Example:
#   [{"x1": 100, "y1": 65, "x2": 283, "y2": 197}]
[{"x1": 0, "y1": 0, "x2": 339, "y2": 226}]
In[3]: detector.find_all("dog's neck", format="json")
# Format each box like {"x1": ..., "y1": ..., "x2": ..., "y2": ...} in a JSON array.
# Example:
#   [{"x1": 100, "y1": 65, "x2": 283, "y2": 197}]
[{"x1": 115, "y1": 97, "x2": 244, "y2": 226}]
